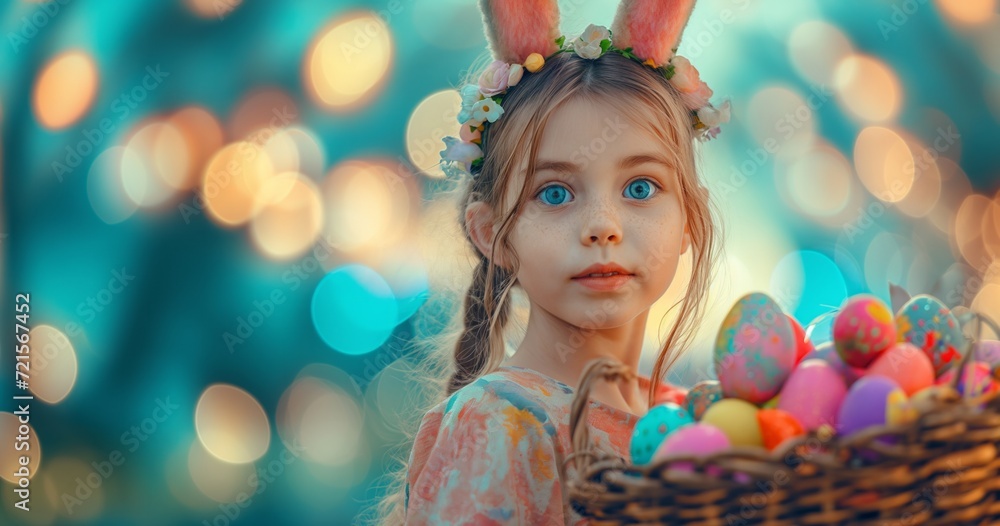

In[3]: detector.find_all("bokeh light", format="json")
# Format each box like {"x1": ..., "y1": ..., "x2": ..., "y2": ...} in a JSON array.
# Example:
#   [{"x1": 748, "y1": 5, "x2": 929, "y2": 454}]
[
  {"x1": 411, "y1": 0, "x2": 485, "y2": 49},
  {"x1": 0, "y1": 412, "x2": 41, "y2": 484},
  {"x1": 770, "y1": 250, "x2": 848, "y2": 323},
  {"x1": 853, "y1": 126, "x2": 915, "y2": 203},
  {"x1": 249, "y1": 172, "x2": 324, "y2": 260},
  {"x1": 122, "y1": 118, "x2": 190, "y2": 208},
  {"x1": 321, "y1": 159, "x2": 416, "y2": 254},
  {"x1": 304, "y1": 12, "x2": 393, "y2": 110},
  {"x1": 834, "y1": 54, "x2": 902, "y2": 123},
  {"x1": 227, "y1": 88, "x2": 300, "y2": 142},
  {"x1": 775, "y1": 142, "x2": 854, "y2": 221},
  {"x1": 28, "y1": 325, "x2": 78, "y2": 404},
  {"x1": 187, "y1": 440, "x2": 258, "y2": 503},
  {"x1": 406, "y1": 89, "x2": 461, "y2": 178},
  {"x1": 201, "y1": 141, "x2": 275, "y2": 227},
  {"x1": 788, "y1": 20, "x2": 854, "y2": 85},
  {"x1": 311, "y1": 264, "x2": 398, "y2": 355},
  {"x1": 955, "y1": 193, "x2": 992, "y2": 270},
  {"x1": 277, "y1": 373, "x2": 364, "y2": 466},
  {"x1": 184, "y1": 0, "x2": 243, "y2": 18},
  {"x1": 745, "y1": 85, "x2": 816, "y2": 158},
  {"x1": 32, "y1": 50, "x2": 98, "y2": 129},
  {"x1": 935, "y1": 0, "x2": 996, "y2": 25},
  {"x1": 167, "y1": 106, "x2": 225, "y2": 190},
  {"x1": 195, "y1": 384, "x2": 270, "y2": 464},
  {"x1": 87, "y1": 146, "x2": 142, "y2": 224},
  {"x1": 41, "y1": 456, "x2": 104, "y2": 520}
]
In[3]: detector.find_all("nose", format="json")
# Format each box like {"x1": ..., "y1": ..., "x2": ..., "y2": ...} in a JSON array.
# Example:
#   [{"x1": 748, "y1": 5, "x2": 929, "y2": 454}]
[{"x1": 581, "y1": 202, "x2": 623, "y2": 246}]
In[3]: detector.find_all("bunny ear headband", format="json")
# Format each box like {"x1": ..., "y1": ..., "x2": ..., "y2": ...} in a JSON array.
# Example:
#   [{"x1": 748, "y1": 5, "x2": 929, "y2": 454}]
[{"x1": 440, "y1": 0, "x2": 732, "y2": 180}]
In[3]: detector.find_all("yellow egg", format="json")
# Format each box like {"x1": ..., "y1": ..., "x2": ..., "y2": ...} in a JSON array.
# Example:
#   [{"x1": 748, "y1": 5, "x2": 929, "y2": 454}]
[
  {"x1": 701, "y1": 399, "x2": 763, "y2": 447},
  {"x1": 885, "y1": 389, "x2": 917, "y2": 425}
]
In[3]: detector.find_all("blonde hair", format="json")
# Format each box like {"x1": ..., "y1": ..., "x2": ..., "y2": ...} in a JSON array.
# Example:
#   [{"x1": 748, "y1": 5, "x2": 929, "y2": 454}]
[{"x1": 368, "y1": 49, "x2": 719, "y2": 525}]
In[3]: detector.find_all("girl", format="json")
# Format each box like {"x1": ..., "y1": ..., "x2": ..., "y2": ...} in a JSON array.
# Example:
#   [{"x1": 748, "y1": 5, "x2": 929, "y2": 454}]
[{"x1": 378, "y1": 0, "x2": 729, "y2": 523}]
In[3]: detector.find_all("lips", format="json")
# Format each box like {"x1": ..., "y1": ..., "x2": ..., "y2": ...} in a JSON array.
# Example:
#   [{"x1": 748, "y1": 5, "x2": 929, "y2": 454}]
[{"x1": 572, "y1": 262, "x2": 633, "y2": 279}]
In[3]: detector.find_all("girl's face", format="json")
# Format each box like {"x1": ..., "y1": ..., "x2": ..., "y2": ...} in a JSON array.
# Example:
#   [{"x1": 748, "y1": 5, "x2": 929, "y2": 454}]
[{"x1": 506, "y1": 96, "x2": 690, "y2": 330}]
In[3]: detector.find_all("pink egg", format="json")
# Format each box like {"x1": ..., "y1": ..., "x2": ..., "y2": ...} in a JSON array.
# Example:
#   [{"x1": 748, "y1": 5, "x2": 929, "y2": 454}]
[
  {"x1": 936, "y1": 361, "x2": 999, "y2": 398},
  {"x1": 803, "y1": 342, "x2": 864, "y2": 386},
  {"x1": 837, "y1": 376, "x2": 903, "y2": 438},
  {"x1": 865, "y1": 342, "x2": 935, "y2": 396},
  {"x1": 714, "y1": 293, "x2": 796, "y2": 404},
  {"x1": 652, "y1": 423, "x2": 730, "y2": 476},
  {"x1": 778, "y1": 359, "x2": 847, "y2": 431},
  {"x1": 833, "y1": 295, "x2": 896, "y2": 368}
]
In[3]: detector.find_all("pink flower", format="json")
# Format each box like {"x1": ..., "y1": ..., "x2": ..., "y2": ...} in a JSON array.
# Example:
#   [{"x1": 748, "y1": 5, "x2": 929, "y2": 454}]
[
  {"x1": 459, "y1": 121, "x2": 482, "y2": 143},
  {"x1": 681, "y1": 81, "x2": 714, "y2": 111},
  {"x1": 507, "y1": 64, "x2": 524, "y2": 87},
  {"x1": 478, "y1": 60, "x2": 512, "y2": 96},
  {"x1": 670, "y1": 56, "x2": 703, "y2": 93}
]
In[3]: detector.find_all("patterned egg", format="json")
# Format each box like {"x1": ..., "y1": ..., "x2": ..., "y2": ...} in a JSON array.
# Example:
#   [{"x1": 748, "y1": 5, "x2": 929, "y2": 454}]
[
  {"x1": 936, "y1": 361, "x2": 999, "y2": 398},
  {"x1": 865, "y1": 342, "x2": 935, "y2": 395},
  {"x1": 837, "y1": 376, "x2": 905, "y2": 438},
  {"x1": 684, "y1": 381, "x2": 723, "y2": 421},
  {"x1": 786, "y1": 314, "x2": 814, "y2": 365},
  {"x1": 973, "y1": 340, "x2": 1000, "y2": 369},
  {"x1": 757, "y1": 409, "x2": 805, "y2": 451},
  {"x1": 701, "y1": 399, "x2": 763, "y2": 447},
  {"x1": 833, "y1": 295, "x2": 896, "y2": 368},
  {"x1": 803, "y1": 342, "x2": 864, "y2": 386},
  {"x1": 777, "y1": 359, "x2": 847, "y2": 431},
  {"x1": 895, "y1": 295, "x2": 964, "y2": 375},
  {"x1": 714, "y1": 293, "x2": 796, "y2": 404},
  {"x1": 652, "y1": 423, "x2": 730, "y2": 475},
  {"x1": 629, "y1": 403, "x2": 694, "y2": 465}
]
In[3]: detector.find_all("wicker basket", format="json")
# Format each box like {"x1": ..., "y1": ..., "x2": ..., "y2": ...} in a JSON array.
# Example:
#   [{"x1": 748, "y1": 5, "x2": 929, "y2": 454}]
[{"x1": 563, "y1": 315, "x2": 1000, "y2": 525}]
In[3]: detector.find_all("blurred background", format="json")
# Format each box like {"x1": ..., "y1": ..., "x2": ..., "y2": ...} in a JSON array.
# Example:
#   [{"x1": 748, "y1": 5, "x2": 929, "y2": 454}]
[{"x1": 1, "y1": 0, "x2": 999, "y2": 524}]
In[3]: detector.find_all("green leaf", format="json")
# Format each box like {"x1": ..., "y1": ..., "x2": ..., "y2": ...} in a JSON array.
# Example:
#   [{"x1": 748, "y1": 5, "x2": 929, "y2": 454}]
[
  {"x1": 555, "y1": 35, "x2": 566, "y2": 47},
  {"x1": 599, "y1": 39, "x2": 611, "y2": 53},
  {"x1": 471, "y1": 157, "x2": 484, "y2": 170}
]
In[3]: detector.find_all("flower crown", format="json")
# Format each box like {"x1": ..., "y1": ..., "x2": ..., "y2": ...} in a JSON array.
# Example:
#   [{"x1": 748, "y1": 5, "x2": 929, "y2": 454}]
[{"x1": 440, "y1": 20, "x2": 731, "y2": 180}]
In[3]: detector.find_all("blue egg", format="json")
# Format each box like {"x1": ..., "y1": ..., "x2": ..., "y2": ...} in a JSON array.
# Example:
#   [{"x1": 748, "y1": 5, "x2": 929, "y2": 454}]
[
  {"x1": 629, "y1": 403, "x2": 694, "y2": 465},
  {"x1": 895, "y1": 295, "x2": 964, "y2": 374}
]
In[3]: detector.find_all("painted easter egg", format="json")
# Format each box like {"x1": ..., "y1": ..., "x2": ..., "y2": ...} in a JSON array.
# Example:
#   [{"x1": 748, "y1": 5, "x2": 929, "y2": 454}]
[
  {"x1": 629, "y1": 403, "x2": 694, "y2": 465},
  {"x1": 777, "y1": 359, "x2": 847, "y2": 431},
  {"x1": 701, "y1": 398, "x2": 763, "y2": 447},
  {"x1": 803, "y1": 342, "x2": 864, "y2": 386},
  {"x1": 652, "y1": 423, "x2": 731, "y2": 474},
  {"x1": 833, "y1": 295, "x2": 896, "y2": 368},
  {"x1": 886, "y1": 389, "x2": 918, "y2": 426},
  {"x1": 936, "y1": 361, "x2": 999, "y2": 398},
  {"x1": 786, "y1": 314, "x2": 814, "y2": 365},
  {"x1": 973, "y1": 340, "x2": 1000, "y2": 369},
  {"x1": 684, "y1": 381, "x2": 723, "y2": 421},
  {"x1": 714, "y1": 293, "x2": 796, "y2": 404},
  {"x1": 757, "y1": 409, "x2": 805, "y2": 451},
  {"x1": 837, "y1": 376, "x2": 905, "y2": 438},
  {"x1": 895, "y1": 295, "x2": 964, "y2": 375},
  {"x1": 865, "y1": 342, "x2": 935, "y2": 396}
]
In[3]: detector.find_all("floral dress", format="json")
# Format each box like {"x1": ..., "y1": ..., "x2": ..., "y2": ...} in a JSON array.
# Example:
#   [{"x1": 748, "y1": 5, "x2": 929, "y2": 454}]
[{"x1": 403, "y1": 364, "x2": 687, "y2": 525}]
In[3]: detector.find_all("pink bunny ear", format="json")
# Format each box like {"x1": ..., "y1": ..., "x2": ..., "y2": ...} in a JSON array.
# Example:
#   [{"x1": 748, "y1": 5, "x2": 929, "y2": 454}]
[
  {"x1": 479, "y1": 0, "x2": 561, "y2": 64},
  {"x1": 611, "y1": 0, "x2": 697, "y2": 66}
]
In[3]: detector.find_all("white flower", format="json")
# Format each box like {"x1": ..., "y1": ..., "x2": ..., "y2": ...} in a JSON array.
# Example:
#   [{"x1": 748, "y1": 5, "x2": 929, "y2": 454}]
[
  {"x1": 572, "y1": 24, "x2": 610, "y2": 60},
  {"x1": 507, "y1": 63, "x2": 524, "y2": 86},
  {"x1": 457, "y1": 84, "x2": 484, "y2": 124},
  {"x1": 440, "y1": 136, "x2": 482, "y2": 172},
  {"x1": 697, "y1": 100, "x2": 731, "y2": 128},
  {"x1": 472, "y1": 97, "x2": 504, "y2": 123}
]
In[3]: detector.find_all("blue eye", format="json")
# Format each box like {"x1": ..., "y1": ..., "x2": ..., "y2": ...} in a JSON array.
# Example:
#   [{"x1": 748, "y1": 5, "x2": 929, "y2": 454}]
[
  {"x1": 536, "y1": 184, "x2": 572, "y2": 206},
  {"x1": 624, "y1": 179, "x2": 657, "y2": 200}
]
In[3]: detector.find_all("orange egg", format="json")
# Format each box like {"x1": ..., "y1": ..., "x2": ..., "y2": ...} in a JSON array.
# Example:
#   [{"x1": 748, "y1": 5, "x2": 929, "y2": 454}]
[{"x1": 757, "y1": 409, "x2": 805, "y2": 451}]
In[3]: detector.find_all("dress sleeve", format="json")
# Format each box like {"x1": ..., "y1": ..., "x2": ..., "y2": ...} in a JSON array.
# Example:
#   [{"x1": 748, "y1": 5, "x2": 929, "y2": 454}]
[{"x1": 403, "y1": 388, "x2": 566, "y2": 525}]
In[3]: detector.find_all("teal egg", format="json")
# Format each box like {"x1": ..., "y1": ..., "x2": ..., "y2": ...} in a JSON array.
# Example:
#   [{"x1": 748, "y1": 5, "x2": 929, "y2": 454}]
[
  {"x1": 629, "y1": 403, "x2": 694, "y2": 465},
  {"x1": 895, "y1": 295, "x2": 964, "y2": 375},
  {"x1": 684, "y1": 380, "x2": 723, "y2": 420}
]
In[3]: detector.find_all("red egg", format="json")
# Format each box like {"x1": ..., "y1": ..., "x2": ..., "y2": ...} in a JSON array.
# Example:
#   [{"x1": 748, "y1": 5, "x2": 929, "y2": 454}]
[
  {"x1": 865, "y1": 343, "x2": 935, "y2": 396},
  {"x1": 786, "y1": 314, "x2": 814, "y2": 365},
  {"x1": 833, "y1": 295, "x2": 896, "y2": 368},
  {"x1": 757, "y1": 409, "x2": 805, "y2": 451}
]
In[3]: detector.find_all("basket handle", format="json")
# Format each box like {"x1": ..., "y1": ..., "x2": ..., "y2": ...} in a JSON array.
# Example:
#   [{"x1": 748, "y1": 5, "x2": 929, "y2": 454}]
[
  {"x1": 950, "y1": 310, "x2": 1000, "y2": 395},
  {"x1": 563, "y1": 357, "x2": 636, "y2": 478}
]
